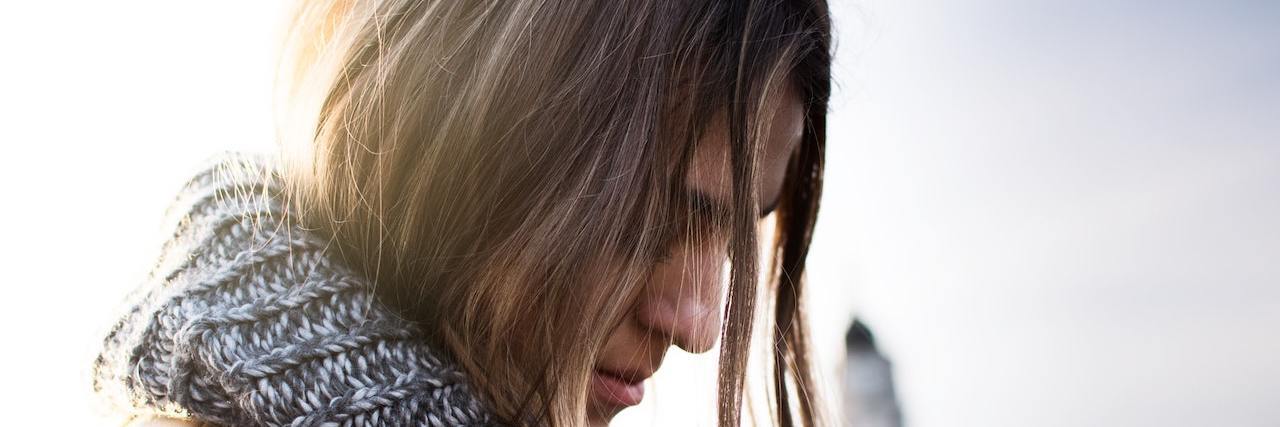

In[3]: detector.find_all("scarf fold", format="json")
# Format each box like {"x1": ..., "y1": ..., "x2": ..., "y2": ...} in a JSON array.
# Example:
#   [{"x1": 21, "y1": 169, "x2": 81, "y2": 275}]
[{"x1": 92, "y1": 153, "x2": 499, "y2": 427}]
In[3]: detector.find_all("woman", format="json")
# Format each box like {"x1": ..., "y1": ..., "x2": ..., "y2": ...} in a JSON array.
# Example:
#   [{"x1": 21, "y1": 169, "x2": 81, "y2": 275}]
[{"x1": 94, "y1": 0, "x2": 832, "y2": 425}]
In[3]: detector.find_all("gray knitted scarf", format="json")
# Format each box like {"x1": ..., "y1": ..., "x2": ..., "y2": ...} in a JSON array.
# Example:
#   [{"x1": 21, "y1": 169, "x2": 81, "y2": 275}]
[{"x1": 92, "y1": 154, "x2": 501, "y2": 426}]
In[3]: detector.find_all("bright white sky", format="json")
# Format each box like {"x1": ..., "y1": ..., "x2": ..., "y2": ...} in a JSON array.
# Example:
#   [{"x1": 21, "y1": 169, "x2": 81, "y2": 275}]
[{"x1": 1, "y1": 1, "x2": 1276, "y2": 426}]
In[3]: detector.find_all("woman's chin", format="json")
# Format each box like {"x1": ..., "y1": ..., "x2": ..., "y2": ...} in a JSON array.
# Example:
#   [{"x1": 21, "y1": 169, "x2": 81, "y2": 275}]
[{"x1": 585, "y1": 405, "x2": 620, "y2": 426}]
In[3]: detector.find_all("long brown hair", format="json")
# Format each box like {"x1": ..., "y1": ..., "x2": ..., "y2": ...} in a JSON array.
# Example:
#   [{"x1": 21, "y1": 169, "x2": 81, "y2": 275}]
[{"x1": 273, "y1": 0, "x2": 832, "y2": 425}]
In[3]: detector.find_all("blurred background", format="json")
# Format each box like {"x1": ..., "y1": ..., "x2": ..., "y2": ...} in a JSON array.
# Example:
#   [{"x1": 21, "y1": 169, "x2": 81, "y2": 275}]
[{"x1": 1, "y1": 0, "x2": 1276, "y2": 425}]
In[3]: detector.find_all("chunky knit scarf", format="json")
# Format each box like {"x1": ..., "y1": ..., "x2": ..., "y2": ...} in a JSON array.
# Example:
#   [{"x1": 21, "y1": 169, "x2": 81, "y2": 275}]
[{"x1": 92, "y1": 153, "x2": 500, "y2": 426}]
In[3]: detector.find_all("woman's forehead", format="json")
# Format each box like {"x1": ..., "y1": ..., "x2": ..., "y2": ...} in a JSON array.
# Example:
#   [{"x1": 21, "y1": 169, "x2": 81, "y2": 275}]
[{"x1": 686, "y1": 80, "x2": 806, "y2": 214}]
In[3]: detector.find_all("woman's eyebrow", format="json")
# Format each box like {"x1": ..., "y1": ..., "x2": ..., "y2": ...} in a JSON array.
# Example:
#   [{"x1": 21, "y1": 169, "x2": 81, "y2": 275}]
[{"x1": 687, "y1": 188, "x2": 778, "y2": 223}]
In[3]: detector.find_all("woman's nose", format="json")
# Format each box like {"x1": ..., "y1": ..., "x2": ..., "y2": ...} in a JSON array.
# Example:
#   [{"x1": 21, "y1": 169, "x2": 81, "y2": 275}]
[{"x1": 633, "y1": 249, "x2": 725, "y2": 354}]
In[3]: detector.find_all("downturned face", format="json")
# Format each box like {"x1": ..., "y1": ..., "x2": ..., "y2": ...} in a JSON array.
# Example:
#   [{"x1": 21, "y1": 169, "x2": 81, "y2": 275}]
[{"x1": 586, "y1": 80, "x2": 806, "y2": 424}]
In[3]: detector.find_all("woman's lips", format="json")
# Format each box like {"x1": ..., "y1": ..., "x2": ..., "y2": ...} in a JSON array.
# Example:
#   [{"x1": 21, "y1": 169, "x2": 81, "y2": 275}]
[{"x1": 590, "y1": 369, "x2": 645, "y2": 407}]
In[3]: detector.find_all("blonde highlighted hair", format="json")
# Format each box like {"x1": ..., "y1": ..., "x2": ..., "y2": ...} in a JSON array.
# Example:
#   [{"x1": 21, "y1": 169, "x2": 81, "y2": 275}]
[{"x1": 272, "y1": 0, "x2": 832, "y2": 425}]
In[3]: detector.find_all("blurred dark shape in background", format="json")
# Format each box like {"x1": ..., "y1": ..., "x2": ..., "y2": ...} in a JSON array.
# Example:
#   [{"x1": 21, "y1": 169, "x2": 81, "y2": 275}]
[{"x1": 844, "y1": 318, "x2": 904, "y2": 427}]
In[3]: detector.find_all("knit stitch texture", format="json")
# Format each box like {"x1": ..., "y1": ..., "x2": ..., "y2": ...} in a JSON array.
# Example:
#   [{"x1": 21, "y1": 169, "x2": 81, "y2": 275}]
[{"x1": 92, "y1": 153, "x2": 500, "y2": 426}]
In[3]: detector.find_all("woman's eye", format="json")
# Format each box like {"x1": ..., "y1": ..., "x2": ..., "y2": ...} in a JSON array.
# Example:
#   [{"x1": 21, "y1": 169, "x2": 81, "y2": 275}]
[{"x1": 648, "y1": 190, "x2": 722, "y2": 264}]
